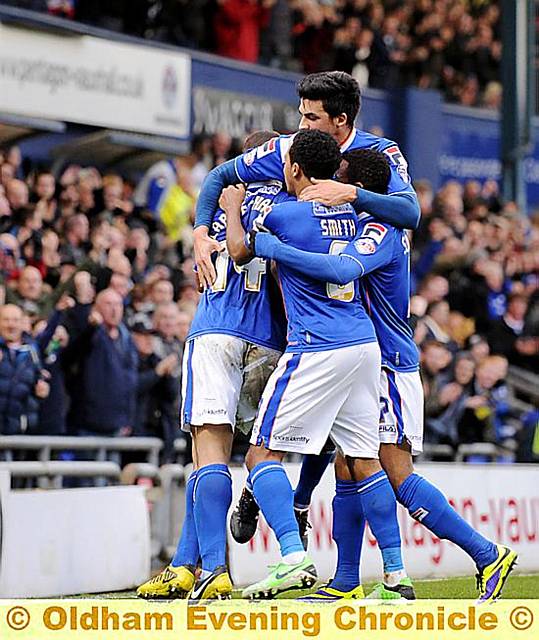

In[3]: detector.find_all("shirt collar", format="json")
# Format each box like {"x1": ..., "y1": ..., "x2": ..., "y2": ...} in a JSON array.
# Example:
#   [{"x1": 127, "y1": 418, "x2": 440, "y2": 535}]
[{"x1": 340, "y1": 128, "x2": 357, "y2": 153}]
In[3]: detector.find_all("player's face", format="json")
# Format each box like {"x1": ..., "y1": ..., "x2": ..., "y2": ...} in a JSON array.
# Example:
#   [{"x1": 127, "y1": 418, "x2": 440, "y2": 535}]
[
  {"x1": 284, "y1": 153, "x2": 294, "y2": 193},
  {"x1": 298, "y1": 99, "x2": 340, "y2": 139}
]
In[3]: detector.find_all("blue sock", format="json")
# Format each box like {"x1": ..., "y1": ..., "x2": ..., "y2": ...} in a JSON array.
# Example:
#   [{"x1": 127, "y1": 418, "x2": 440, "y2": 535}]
[
  {"x1": 249, "y1": 462, "x2": 304, "y2": 558},
  {"x1": 193, "y1": 464, "x2": 232, "y2": 572},
  {"x1": 330, "y1": 479, "x2": 365, "y2": 591},
  {"x1": 358, "y1": 470, "x2": 404, "y2": 573},
  {"x1": 294, "y1": 452, "x2": 334, "y2": 508},
  {"x1": 397, "y1": 473, "x2": 498, "y2": 569},
  {"x1": 171, "y1": 470, "x2": 199, "y2": 567}
]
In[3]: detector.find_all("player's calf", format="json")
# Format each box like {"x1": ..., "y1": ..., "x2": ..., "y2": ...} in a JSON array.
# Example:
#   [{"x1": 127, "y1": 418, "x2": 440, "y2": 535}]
[{"x1": 336, "y1": 454, "x2": 414, "y2": 599}]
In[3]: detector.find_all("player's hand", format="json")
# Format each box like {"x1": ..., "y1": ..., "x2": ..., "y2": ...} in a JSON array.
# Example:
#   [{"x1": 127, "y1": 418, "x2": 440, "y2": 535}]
[
  {"x1": 219, "y1": 185, "x2": 246, "y2": 215},
  {"x1": 193, "y1": 226, "x2": 222, "y2": 290},
  {"x1": 299, "y1": 179, "x2": 357, "y2": 206},
  {"x1": 253, "y1": 231, "x2": 281, "y2": 260}
]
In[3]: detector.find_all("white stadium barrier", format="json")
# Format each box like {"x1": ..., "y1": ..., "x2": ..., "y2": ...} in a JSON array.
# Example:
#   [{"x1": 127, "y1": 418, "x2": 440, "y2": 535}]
[
  {"x1": 0, "y1": 471, "x2": 151, "y2": 597},
  {"x1": 229, "y1": 463, "x2": 539, "y2": 586}
]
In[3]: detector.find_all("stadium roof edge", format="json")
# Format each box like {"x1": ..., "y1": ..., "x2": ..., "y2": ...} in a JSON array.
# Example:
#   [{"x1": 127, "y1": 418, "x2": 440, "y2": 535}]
[
  {"x1": 0, "y1": 111, "x2": 65, "y2": 146},
  {"x1": 49, "y1": 130, "x2": 190, "y2": 175}
]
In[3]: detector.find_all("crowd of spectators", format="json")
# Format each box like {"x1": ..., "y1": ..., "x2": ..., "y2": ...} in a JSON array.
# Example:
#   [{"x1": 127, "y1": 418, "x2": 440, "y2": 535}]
[
  {"x1": 0, "y1": 140, "x2": 213, "y2": 463},
  {"x1": 0, "y1": 127, "x2": 538, "y2": 464},
  {"x1": 411, "y1": 178, "x2": 539, "y2": 460},
  {"x1": 4, "y1": 0, "x2": 503, "y2": 109}
]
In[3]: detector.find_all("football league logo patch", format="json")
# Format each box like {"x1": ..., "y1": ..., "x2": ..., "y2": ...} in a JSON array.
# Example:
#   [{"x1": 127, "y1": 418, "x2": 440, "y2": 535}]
[
  {"x1": 244, "y1": 149, "x2": 256, "y2": 166},
  {"x1": 354, "y1": 238, "x2": 376, "y2": 254}
]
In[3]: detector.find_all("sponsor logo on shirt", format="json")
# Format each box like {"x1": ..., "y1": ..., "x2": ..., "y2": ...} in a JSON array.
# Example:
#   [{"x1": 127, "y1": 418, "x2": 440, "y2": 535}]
[
  {"x1": 384, "y1": 145, "x2": 411, "y2": 184},
  {"x1": 362, "y1": 222, "x2": 388, "y2": 243}
]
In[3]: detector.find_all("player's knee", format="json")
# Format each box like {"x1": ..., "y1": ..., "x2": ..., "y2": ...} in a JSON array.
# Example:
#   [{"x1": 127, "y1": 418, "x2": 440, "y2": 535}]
[
  {"x1": 245, "y1": 445, "x2": 265, "y2": 470},
  {"x1": 334, "y1": 453, "x2": 352, "y2": 480},
  {"x1": 245, "y1": 445, "x2": 282, "y2": 471},
  {"x1": 379, "y1": 444, "x2": 414, "y2": 492}
]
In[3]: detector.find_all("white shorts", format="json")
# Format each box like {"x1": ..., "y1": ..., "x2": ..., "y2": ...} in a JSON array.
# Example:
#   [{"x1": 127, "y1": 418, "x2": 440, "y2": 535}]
[
  {"x1": 250, "y1": 342, "x2": 381, "y2": 457},
  {"x1": 181, "y1": 334, "x2": 280, "y2": 431},
  {"x1": 379, "y1": 368, "x2": 424, "y2": 455}
]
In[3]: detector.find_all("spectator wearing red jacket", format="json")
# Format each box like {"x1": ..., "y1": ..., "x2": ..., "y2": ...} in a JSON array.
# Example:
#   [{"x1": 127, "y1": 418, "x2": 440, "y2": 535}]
[{"x1": 214, "y1": 0, "x2": 275, "y2": 64}]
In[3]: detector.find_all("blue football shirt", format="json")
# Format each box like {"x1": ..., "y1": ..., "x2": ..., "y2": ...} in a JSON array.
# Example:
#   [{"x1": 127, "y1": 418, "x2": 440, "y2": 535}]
[
  {"x1": 342, "y1": 215, "x2": 419, "y2": 371},
  {"x1": 234, "y1": 128, "x2": 415, "y2": 197},
  {"x1": 256, "y1": 199, "x2": 377, "y2": 353},
  {"x1": 189, "y1": 181, "x2": 288, "y2": 351}
]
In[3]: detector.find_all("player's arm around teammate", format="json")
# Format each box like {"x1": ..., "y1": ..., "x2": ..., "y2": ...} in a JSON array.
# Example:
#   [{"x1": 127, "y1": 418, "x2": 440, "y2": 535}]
[
  {"x1": 251, "y1": 149, "x2": 518, "y2": 603},
  {"x1": 226, "y1": 131, "x2": 407, "y2": 602},
  {"x1": 219, "y1": 185, "x2": 251, "y2": 265},
  {"x1": 193, "y1": 71, "x2": 420, "y2": 288}
]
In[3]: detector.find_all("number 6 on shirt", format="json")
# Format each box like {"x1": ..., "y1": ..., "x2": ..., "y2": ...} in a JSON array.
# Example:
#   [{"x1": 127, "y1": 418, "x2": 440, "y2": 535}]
[{"x1": 327, "y1": 240, "x2": 355, "y2": 302}]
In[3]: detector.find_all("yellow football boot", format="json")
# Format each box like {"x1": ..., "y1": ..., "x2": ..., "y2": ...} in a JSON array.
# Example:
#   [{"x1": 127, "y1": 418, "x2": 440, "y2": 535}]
[
  {"x1": 476, "y1": 544, "x2": 518, "y2": 603},
  {"x1": 136, "y1": 564, "x2": 196, "y2": 599},
  {"x1": 189, "y1": 566, "x2": 233, "y2": 601}
]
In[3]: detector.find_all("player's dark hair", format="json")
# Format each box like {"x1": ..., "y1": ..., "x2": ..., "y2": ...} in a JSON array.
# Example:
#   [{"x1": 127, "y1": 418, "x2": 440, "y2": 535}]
[
  {"x1": 289, "y1": 130, "x2": 342, "y2": 180},
  {"x1": 243, "y1": 130, "x2": 279, "y2": 153},
  {"x1": 297, "y1": 71, "x2": 361, "y2": 127},
  {"x1": 341, "y1": 149, "x2": 390, "y2": 194}
]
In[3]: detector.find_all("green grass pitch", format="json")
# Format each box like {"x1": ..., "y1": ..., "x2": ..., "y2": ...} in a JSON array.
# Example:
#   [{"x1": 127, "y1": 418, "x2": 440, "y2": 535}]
[{"x1": 81, "y1": 573, "x2": 538, "y2": 599}]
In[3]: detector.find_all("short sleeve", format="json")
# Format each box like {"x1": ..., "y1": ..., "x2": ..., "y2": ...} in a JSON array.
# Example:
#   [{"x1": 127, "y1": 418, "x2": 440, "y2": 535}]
[
  {"x1": 343, "y1": 221, "x2": 396, "y2": 275},
  {"x1": 381, "y1": 144, "x2": 416, "y2": 196},
  {"x1": 234, "y1": 135, "x2": 294, "y2": 183}
]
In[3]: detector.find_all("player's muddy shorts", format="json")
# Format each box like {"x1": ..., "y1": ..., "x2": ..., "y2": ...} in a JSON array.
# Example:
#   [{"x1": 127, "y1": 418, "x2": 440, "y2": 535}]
[{"x1": 181, "y1": 333, "x2": 281, "y2": 433}]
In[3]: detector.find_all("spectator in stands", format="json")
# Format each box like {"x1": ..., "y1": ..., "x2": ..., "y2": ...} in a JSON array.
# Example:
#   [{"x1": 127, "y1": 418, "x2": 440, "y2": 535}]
[
  {"x1": 0, "y1": 304, "x2": 49, "y2": 436},
  {"x1": 0, "y1": 163, "x2": 15, "y2": 191},
  {"x1": 5, "y1": 179, "x2": 29, "y2": 219},
  {"x1": 64, "y1": 287, "x2": 138, "y2": 437},
  {"x1": 153, "y1": 303, "x2": 182, "y2": 451},
  {"x1": 7, "y1": 266, "x2": 49, "y2": 319},
  {"x1": 425, "y1": 351, "x2": 476, "y2": 448},
  {"x1": 422, "y1": 339, "x2": 452, "y2": 419},
  {"x1": 416, "y1": 274, "x2": 449, "y2": 303},
  {"x1": 24, "y1": 0, "x2": 503, "y2": 106},
  {"x1": 132, "y1": 321, "x2": 179, "y2": 461},
  {"x1": 488, "y1": 292, "x2": 527, "y2": 347},
  {"x1": 422, "y1": 300, "x2": 459, "y2": 352},
  {"x1": 211, "y1": 132, "x2": 234, "y2": 167},
  {"x1": 61, "y1": 214, "x2": 89, "y2": 265},
  {"x1": 516, "y1": 408, "x2": 539, "y2": 463},
  {"x1": 153, "y1": 303, "x2": 183, "y2": 364},
  {"x1": 35, "y1": 330, "x2": 69, "y2": 436},
  {"x1": 468, "y1": 334, "x2": 490, "y2": 366},
  {"x1": 458, "y1": 355, "x2": 514, "y2": 447},
  {"x1": 32, "y1": 171, "x2": 56, "y2": 203},
  {"x1": 488, "y1": 293, "x2": 539, "y2": 371},
  {"x1": 214, "y1": 0, "x2": 275, "y2": 64}
]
